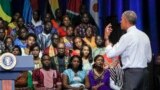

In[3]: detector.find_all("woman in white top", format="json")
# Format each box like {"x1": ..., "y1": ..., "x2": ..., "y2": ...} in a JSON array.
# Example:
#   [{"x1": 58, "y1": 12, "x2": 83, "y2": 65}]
[{"x1": 80, "y1": 44, "x2": 93, "y2": 72}]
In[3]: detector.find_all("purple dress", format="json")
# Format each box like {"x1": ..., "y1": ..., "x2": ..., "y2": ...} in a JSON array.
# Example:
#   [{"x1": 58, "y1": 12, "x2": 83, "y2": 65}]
[{"x1": 88, "y1": 69, "x2": 111, "y2": 90}]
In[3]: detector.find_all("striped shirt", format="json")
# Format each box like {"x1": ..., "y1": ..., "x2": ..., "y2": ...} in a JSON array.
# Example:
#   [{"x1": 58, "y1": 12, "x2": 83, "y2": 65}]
[{"x1": 109, "y1": 64, "x2": 123, "y2": 88}]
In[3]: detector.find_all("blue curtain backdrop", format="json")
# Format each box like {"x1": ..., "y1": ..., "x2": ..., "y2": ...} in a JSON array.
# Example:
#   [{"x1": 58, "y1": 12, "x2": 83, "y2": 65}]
[{"x1": 11, "y1": 0, "x2": 159, "y2": 55}]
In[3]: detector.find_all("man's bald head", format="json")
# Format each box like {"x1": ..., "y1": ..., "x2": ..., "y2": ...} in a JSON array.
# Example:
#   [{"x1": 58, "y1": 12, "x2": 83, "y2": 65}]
[{"x1": 57, "y1": 42, "x2": 65, "y2": 56}]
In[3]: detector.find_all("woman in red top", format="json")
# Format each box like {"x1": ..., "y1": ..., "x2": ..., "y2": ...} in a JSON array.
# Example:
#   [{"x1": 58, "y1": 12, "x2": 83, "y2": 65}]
[{"x1": 52, "y1": 15, "x2": 72, "y2": 37}]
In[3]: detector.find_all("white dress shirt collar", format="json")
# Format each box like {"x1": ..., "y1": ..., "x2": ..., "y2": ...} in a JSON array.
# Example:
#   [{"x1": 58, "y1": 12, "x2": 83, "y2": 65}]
[{"x1": 127, "y1": 25, "x2": 136, "y2": 33}]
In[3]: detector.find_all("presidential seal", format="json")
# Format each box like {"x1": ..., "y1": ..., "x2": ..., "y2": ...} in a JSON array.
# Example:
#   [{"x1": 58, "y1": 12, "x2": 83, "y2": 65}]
[{"x1": 0, "y1": 53, "x2": 16, "y2": 70}]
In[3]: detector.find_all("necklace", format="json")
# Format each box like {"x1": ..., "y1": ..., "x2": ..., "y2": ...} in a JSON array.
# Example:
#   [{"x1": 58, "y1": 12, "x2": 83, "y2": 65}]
[
  {"x1": 93, "y1": 69, "x2": 105, "y2": 84},
  {"x1": 94, "y1": 69, "x2": 104, "y2": 77}
]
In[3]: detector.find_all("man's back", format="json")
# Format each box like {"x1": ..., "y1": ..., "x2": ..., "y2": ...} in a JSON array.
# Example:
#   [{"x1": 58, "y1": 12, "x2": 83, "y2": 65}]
[
  {"x1": 106, "y1": 26, "x2": 152, "y2": 69},
  {"x1": 120, "y1": 26, "x2": 152, "y2": 69}
]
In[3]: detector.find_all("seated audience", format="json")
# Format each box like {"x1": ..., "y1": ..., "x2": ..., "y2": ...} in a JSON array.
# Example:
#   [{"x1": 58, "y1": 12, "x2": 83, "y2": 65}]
[{"x1": 75, "y1": 12, "x2": 97, "y2": 38}]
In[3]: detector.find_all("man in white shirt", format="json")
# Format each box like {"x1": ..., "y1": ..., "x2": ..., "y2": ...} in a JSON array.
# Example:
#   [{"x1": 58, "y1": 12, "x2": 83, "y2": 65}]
[{"x1": 105, "y1": 10, "x2": 152, "y2": 90}]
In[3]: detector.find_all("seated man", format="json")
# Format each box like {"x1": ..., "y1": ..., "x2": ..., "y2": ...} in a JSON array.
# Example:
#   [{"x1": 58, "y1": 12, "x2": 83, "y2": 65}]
[
  {"x1": 32, "y1": 54, "x2": 62, "y2": 90},
  {"x1": 37, "y1": 21, "x2": 52, "y2": 50},
  {"x1": 51, "y1": 42, "x2": 70, "y2": 73},
  {"x1": 44, "y1": 33, "x2": 60, "y2": 57}
]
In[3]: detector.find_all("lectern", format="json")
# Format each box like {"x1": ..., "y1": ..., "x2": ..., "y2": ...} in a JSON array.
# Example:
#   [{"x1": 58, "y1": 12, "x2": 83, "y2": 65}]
[{"x1": 0, "y1": 53, "x2": 34, "y2": 90}]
